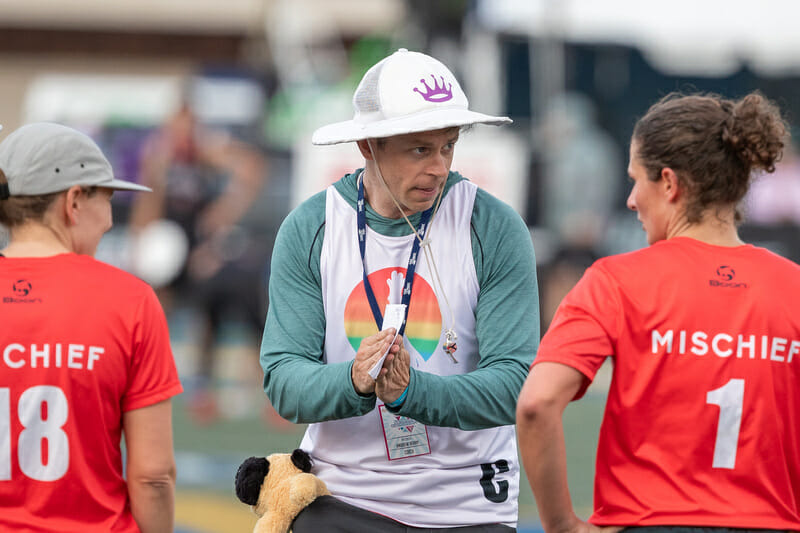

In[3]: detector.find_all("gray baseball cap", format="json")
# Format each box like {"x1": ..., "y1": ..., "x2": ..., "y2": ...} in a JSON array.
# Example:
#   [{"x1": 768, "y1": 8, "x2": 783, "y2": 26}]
[{"x1": 0, "y1": 122, "x2": 151, "y2": 198}]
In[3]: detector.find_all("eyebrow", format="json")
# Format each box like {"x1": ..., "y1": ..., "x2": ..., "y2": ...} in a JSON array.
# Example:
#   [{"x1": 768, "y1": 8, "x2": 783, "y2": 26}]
[
  {"x1": 403, "y1": 134, "x2": 460, "y2": 147},
  {"x1": 405, "y1": 128, "x2": 461, "y2": 146}
]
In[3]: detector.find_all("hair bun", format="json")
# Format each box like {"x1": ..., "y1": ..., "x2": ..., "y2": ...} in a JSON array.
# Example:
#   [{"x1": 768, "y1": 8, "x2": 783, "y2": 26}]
[{"x1": 721, "y1": 93, "x2": 786, "y2": 173}]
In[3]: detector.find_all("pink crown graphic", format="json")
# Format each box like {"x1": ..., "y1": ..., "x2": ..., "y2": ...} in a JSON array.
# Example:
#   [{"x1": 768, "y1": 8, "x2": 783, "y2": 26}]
[{"x1": 413, "y1": 75, "x2": 453, "y2": 102}]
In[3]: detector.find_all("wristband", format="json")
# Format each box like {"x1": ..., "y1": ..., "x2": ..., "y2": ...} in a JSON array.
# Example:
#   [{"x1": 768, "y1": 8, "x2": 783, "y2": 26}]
[{"x1": 385, "y1": 386, "x2": 408, "y2": 408}]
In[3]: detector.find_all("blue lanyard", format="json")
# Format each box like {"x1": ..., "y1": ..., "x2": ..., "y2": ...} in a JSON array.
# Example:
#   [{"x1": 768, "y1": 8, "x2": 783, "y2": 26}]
[{"x1": 357, "y1": 175, "x2": 433, "y2": 336}]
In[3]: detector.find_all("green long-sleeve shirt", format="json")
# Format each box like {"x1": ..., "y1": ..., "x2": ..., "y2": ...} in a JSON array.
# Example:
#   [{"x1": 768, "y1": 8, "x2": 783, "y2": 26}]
[{"x1": 260, "y1": 170, "x2": 539, "y2": 430}]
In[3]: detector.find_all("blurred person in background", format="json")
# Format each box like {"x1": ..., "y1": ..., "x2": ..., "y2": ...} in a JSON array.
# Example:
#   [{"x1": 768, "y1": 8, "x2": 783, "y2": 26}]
[
  {"x1": 536, "y1": 94, "x2": 620, "y2": 333},
  {"x1": 538, "y1": 246, "x2": 597, "y2": 332},
  {"x1": 517, "y1": 92, "x2": 799, "y2": 532},
  {"x1": 260, "y1": 49, "x2": 538, "y2": 531},
  {"x1": 128, "y1": 103, "x2": 267, "y2": 424},
  {"x1": 745, "y1": 136, "x2": 800, "y2": 226},
  {"x1": 741, "y1": 136, "x2": 800, "y2": 264},
  {"x1": 0, "y1": 123, "x2": 182, "y2": 532},
  {"x1": 539, "y1": 92, "x2": 621, "y2": 251}
]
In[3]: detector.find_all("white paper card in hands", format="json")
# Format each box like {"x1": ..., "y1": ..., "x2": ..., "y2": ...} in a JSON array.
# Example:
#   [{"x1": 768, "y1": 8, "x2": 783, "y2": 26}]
[{"x1": 367, "y1": 304, "x2": 406, "y2": 380}]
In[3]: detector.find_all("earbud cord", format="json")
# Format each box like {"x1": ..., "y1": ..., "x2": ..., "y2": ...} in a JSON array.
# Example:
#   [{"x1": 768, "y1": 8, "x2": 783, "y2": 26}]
[{"x1": 365, "y1": 140, "x2": 458, "y2": 362}]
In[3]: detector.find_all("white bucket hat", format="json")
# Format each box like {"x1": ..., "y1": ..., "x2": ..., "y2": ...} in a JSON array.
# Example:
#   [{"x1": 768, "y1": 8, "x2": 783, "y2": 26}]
[
  {"x1": 0, "y1": 122, "x2": 151, "y2": 198},
  {"x1": 312, "y1": 48, "x2": 511, "y2": 145}
]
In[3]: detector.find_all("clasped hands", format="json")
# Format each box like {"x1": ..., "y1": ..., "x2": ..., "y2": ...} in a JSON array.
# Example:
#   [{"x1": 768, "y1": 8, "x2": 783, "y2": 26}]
[{"x1": 351, "y1": 328, "x2": 410, "y2": 405}]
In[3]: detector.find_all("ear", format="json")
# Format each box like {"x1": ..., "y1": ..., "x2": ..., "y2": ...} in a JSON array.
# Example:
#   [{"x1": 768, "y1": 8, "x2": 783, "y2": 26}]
[
  {"x1": 356, "y1": 139, "x2": 375, "y2": 160},
  {"x1": 235, "y1": 456, "x2": 269, "y2": 506},
  {"x1": 63, "y1": 186, "x2": 84, "y2": 226},
  {"x1": 660, "y1": 167, "x2": 681, "y2": 203},
  {"x1": 291, "y1": 448, "x2": 313, "y2": 473}
]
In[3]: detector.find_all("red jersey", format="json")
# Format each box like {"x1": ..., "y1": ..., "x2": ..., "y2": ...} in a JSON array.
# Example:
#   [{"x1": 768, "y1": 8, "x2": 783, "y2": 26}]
[
  {"x1": 536, "y1": 237, "x2": 800, "y2": 530},
  {"x1": 0, "y1": 253, "x2": 183, "y2": 532}
]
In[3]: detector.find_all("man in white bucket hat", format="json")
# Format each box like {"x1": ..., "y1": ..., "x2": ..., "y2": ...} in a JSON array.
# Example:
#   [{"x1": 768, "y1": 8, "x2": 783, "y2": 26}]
[
  {"x1": 260, "y1": 49, "x2": 539, "y2": 531},
  {"x1": 0, "y1": 122, "x2": 182, "y2": 532}
]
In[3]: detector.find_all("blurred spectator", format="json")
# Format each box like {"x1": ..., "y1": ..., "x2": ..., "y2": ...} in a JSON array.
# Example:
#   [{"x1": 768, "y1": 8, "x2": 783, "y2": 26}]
[
  {"x1": 745, "y1": 136, "x2": 800, "y2": 225},
  {"x1": 128, "y1": 104, "x2": 268, "y2": 424},
  {"x1": 535, "y1": 93, "x2": 622, "y2": 335},
  {"x1": 539, "y1": 92, "x2": 622, "y2": 251},
  {"x1": 539, "y1": 246, "x2": 597, "y2": 332}
]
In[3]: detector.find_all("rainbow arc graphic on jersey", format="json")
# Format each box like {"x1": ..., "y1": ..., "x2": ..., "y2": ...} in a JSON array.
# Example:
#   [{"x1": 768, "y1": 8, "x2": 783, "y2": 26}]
[{"x1": 343, "y1": 267, "x2": 441, "y2": 361}]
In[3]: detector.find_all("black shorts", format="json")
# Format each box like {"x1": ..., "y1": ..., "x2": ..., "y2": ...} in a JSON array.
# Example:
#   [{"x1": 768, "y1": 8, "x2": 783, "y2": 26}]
[{"x1": 291, "y1": 495, "x2": 516, "y2": 533}]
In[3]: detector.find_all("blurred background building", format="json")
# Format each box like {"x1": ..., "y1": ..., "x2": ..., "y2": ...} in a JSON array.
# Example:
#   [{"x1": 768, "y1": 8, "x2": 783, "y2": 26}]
[{"x1": 1, "y1": 1, "x2": 799, "y2": 531}]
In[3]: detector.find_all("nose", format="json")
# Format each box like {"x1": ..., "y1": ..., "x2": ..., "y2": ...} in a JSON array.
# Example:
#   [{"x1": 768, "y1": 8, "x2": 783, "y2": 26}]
[
  {"x1": 428, "y1": 152, "x2": 449, "y2": 177},
  {"x1": 626, "y1": 186, "x2": 637, "y2": 212}
]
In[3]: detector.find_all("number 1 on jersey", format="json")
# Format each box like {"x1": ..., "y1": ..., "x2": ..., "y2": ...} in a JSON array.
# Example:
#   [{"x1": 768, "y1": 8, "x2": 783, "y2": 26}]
[{"x1": 706, "y1": 378, "x2": 744, "y2": 470}]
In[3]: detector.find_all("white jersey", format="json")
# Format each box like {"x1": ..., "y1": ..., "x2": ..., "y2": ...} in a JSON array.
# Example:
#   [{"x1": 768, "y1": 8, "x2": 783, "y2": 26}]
[{"x1": 301, "y1": 180, "x2": 519, "y2": 528}]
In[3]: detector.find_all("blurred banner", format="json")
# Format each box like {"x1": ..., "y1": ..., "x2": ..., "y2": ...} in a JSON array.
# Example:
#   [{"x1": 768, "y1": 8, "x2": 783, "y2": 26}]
[{"x1": 477, "y1": 0, "x2": 800, "y2": 76}]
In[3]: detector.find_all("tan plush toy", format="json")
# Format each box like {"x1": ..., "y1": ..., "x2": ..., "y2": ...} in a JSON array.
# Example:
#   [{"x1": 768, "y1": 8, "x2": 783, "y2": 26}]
[{"x1": 235, "y1": 449, "x2": 330, "y2": 533}]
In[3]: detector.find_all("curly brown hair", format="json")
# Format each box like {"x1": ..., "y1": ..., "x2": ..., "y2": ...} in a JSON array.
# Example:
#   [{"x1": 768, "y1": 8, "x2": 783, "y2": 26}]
[{"x1": 632, "y1": 92, "x2": 788, "y2": 223}]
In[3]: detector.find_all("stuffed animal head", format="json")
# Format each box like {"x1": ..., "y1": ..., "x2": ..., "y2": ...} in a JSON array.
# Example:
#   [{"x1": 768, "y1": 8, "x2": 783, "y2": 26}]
[
  {"x1": 235, "y1": 449, "x2": 312, "y2": 511},
  {"x1": 235, "y1": 449, "x2": 330, "y2": 533}
]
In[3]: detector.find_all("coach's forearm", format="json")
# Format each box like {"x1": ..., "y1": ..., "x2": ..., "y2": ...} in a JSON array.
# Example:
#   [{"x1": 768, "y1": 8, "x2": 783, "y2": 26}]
[
  {"x1": 395, "y1": 360, "x2": 527, "y2": 429},
  {"x1": 264, "y1": 355, "x2": 377, "y2": 422},
  {"x1": 128, "y1": 474, "x2": 176, "y2": 533}
]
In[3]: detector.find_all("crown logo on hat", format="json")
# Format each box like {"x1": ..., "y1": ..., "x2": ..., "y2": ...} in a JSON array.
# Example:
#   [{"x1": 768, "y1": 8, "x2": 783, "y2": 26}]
[{"x1": 413, "y1": 75, "x2": 453, "y2": 103}]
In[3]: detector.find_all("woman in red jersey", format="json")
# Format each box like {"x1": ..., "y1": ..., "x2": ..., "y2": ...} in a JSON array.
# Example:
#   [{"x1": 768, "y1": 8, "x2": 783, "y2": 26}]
[
  {"x1": 517, "y1": 92, "x2": 799, "y2": 533},
  {"x1": 0, "y1": 123, "x2": 183, "y2": 532}
]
